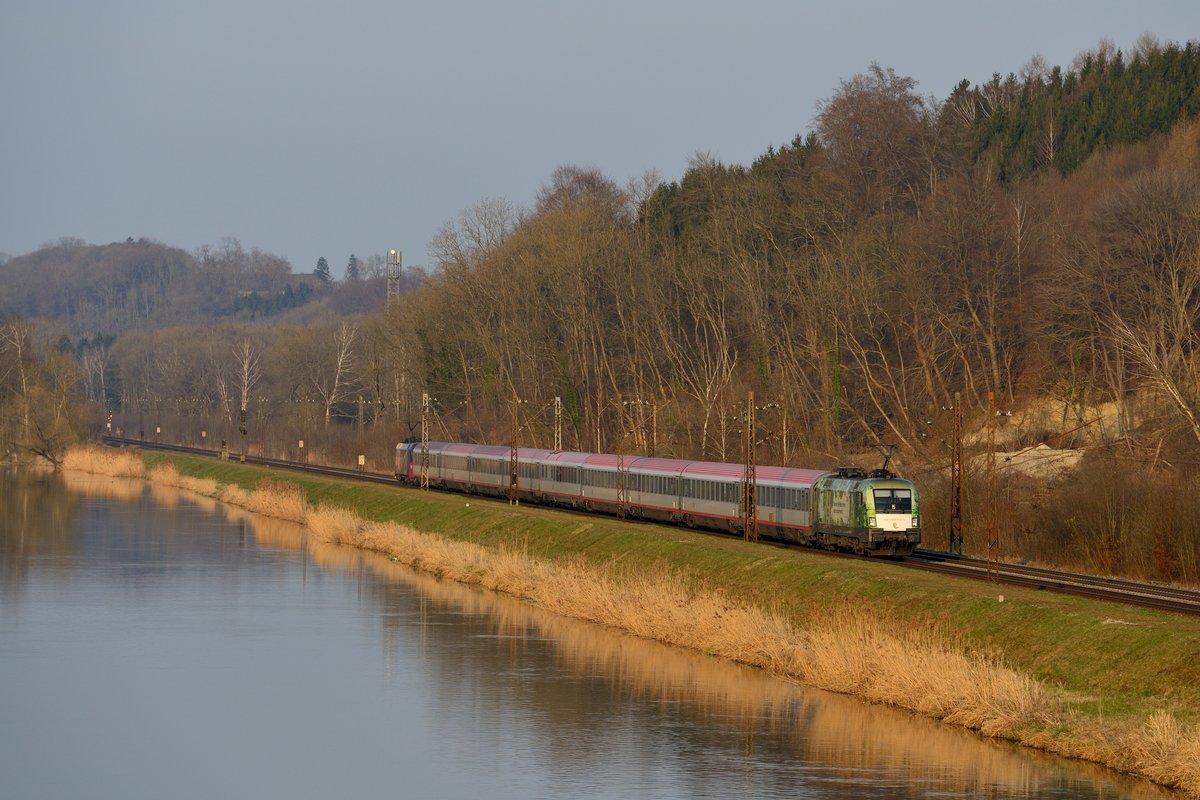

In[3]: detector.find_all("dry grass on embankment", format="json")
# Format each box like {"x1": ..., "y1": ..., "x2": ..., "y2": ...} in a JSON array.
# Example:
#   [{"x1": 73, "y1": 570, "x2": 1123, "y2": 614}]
[
  {"x1": 64, "y1": 445, "x2": 1200, "y2": 796},
  {"x1": 63, "y1": 446, "x2": 147, "y2": 478}
]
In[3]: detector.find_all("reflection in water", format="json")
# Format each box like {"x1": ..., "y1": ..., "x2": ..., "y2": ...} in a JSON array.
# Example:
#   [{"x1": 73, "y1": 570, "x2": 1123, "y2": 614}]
[
  {"x1": 246, "y1": 511, "x2": 1166, "y2": 799},
  {"x1": 0, "y1": 469, "x2": 82, "y2": 604},
  {"x1": 1, "y1": 471, "x2": 1171, "y2": 799}
]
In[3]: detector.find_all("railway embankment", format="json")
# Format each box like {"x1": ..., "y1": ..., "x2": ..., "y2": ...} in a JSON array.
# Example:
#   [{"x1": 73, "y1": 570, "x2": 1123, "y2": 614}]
[{"x1": 66, "y1": 445, "x2": 1200, "y2": 796}]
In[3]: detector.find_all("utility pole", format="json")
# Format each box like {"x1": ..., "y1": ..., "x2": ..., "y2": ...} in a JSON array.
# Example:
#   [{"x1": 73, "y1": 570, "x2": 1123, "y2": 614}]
[
  {"x1": 741, "y1": 391, "x2": 758, "y2": 542},
  {"x1": 987, "y1": 390, "x2": 999, "y2": 579},
  {"x1": 420, "y1": 390, "x2": 430, "y2": 490},
  {"x1": 553, "y1": 395, "x2": 562, "y2": 451},
  {"x1": 239, "y1": 404, "x2": 247, "y2": 461},
  {"x1": 594, "y1": 397, "x2": 603, "y2": 453},
  {"x1": 650, "y1": 401, "x2": 657, "y2": 457},
  {"x1": 950, "y1": 391, "x2": 963, "y2": 555},
  {"x1": 617, "y1": 452, "x2": 626, "y2": 519},
  {"x1": 780, "y1": 402, "x2": 789, "y2": 464},
  {"x1": 509, "y1": 392, "x2": 521, "y2": 505}
]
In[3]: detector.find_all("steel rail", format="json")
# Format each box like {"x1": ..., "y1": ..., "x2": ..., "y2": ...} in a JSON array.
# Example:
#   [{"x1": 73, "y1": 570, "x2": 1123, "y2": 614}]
[
  {"x1": 906, "y1": 549, "x2": 1200, "y2": 616},
  {"x1": 100, "y1": 436, "x2": 1200, "y2": 617}
]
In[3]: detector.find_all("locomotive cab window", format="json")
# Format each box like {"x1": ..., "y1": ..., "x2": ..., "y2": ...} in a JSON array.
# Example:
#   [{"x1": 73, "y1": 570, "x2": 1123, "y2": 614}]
[{"x1": 873, "y1": 488, "x2": 912, "y2": 513}]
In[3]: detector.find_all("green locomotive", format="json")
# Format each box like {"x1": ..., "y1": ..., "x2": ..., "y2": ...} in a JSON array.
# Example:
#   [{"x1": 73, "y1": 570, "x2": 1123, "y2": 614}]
[{"x1": 810, "y1": 467, "x2": 920, "y2": 556}]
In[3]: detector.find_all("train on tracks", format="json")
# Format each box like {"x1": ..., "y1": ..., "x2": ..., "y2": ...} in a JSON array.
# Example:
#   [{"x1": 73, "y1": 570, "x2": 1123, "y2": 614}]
[{"x1": 396, "y1": 441, "x2": 921, "y2": 556}]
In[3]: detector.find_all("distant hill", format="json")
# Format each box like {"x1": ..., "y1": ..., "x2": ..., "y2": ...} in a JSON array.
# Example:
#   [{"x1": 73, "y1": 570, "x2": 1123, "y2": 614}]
[{"x1": 0, "y1": 238, "x2": 411, "y2": 336}]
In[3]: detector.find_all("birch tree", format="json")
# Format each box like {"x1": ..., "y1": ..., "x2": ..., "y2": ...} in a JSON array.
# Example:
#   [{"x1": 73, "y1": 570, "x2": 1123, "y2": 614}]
[
  {"x1": 309, "y1": 322, "x2": 358, "y2": 427},
  {"x1": 233, "y1": 336, "x2": 262, "y2": 429}
]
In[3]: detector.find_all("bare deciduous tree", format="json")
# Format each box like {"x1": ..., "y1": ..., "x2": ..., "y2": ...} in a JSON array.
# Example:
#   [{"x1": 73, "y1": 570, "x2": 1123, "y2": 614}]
[
  {"x1": 233, "y1": 336, "x2": 262, "y2": 418},
  {"x1": 309, "y1": 322, "x2": 358, "y2": 427},
  {"x1": 0, "y1": 319, "x2": 33, "y2": 443},
  {"x1": 815, "y1": 63, "x2": 932, "y2": 216},
  {"x1": 1086, "y1": 169, "x2": 1200, "y2": 444}
]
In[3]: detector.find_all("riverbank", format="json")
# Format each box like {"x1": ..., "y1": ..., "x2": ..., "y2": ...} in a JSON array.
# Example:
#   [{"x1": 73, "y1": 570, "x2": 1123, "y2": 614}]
[{"x1": 65, "y1": 445, "x2": 1200, "y2": 796}]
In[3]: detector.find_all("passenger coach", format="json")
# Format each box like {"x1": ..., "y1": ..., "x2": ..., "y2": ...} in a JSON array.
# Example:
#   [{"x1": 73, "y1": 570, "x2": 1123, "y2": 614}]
[{"x1": 396, "y1": 441, "x2": 920, "y2": 556}]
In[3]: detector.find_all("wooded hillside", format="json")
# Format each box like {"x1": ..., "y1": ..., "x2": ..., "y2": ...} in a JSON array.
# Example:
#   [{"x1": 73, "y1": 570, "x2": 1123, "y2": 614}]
[
  {"x1": 5, "y1": 38, "x2": 1200, "y2": 579},
  {"x1": 6, "y1": 38, "x2": 1200, "y2": 462},
  {"x1": 0, "y1": 238, "x2": 319, "y2": 335},
  {"x1": 403, "y1": 41, "x2": 1200, "y2": 467}
]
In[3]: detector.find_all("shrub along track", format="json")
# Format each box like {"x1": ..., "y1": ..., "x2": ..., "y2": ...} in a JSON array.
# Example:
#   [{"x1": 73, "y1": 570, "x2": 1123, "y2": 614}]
[{"x1": 89, "y1": 440, "x2": 1200, "y2": 796}]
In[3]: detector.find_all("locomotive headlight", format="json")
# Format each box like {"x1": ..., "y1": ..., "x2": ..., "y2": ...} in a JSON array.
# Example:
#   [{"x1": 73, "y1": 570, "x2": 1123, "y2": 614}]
[
  {"x1": 867, "y1": 516, "x2": 876, "y2": 527},
  {"x1": 911, "y1": 516, "x2": 919, "y2": 527}
]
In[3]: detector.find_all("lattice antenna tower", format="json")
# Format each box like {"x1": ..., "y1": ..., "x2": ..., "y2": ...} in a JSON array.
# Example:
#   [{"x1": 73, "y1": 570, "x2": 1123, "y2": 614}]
[{"x1": 387, "y1": 249, "x2": 402, "y2": 304}]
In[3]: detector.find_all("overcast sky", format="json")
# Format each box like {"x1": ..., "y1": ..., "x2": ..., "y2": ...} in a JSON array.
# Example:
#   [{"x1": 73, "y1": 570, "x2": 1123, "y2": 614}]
[{"x1": 2, "y1": 1, "x2": 1197, "y2": 276}]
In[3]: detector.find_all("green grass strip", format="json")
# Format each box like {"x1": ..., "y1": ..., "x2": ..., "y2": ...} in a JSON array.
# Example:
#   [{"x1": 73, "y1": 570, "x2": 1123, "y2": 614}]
[{"x1": 143, "y1": 450, "x2": 1200, "y2": 727}]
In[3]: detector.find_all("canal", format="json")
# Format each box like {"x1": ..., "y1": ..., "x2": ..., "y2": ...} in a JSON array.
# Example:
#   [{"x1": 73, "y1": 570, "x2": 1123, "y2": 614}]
[{"x1": 0, "y1": 469, "x2": 1167, "y2": 799}]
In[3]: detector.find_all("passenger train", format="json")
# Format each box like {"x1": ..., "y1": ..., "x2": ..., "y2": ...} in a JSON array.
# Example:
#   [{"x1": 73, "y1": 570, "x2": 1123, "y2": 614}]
[{"x1": 396, "y1": 441, "x2": 920, "y2": 556}]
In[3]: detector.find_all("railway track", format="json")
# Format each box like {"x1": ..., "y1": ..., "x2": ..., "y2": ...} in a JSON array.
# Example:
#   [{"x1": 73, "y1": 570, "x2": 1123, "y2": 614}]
[
  {"x1": 907, "y1": 549, "x2": 1200, "y2": 616},
  {"x1": 100, "y1": 436, "x2": 1200, "y2": 617},
  {"x1": 101, "y1": 436, "x2": 400, "y2": 485}
]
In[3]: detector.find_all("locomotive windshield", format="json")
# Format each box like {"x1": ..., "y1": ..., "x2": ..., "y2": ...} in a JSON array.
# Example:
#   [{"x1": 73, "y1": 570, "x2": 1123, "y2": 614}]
[{"x1": 873, "y1": 488, "x2": 912, "y2": 513}]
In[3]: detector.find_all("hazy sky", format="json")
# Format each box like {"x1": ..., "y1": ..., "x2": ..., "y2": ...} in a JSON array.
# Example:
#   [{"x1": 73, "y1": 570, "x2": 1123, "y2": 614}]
[{"x1": 2, "y1": 1, "x2": 1197, "y2": 276}]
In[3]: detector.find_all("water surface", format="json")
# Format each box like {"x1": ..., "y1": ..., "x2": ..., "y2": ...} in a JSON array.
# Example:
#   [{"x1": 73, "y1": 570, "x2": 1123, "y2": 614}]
[{"x1": 0, "y1": 470, "x2": 1167, "y2": 799}]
